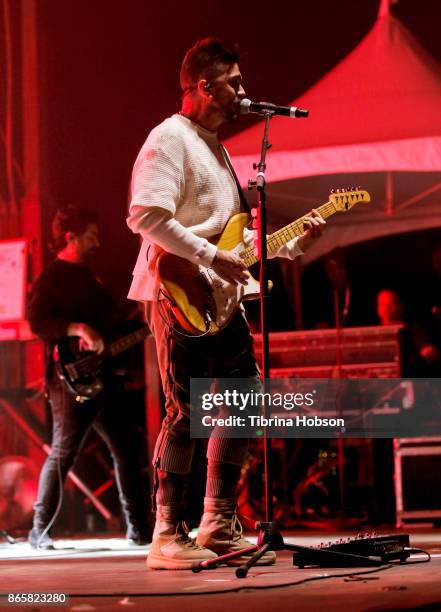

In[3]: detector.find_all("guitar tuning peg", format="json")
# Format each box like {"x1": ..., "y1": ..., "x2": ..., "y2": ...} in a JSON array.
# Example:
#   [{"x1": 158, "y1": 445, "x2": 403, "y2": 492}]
[{"x1": 330, "y1": 188, "x2": 335, "y2": 194}]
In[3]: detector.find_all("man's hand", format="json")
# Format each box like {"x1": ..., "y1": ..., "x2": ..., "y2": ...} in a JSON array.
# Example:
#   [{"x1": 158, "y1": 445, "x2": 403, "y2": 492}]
[
  {"x1": 68, "y1": 323, "x2": 105, "y2": 353},
  {"x1": 297, "y1": 209, "x2": 326, "y2": 252},
  {"x1": 211, "y1": 249, "x2": 249, "y2": 285}
]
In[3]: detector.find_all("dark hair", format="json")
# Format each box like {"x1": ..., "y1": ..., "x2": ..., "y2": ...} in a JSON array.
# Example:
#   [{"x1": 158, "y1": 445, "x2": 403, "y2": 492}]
[
  {"x1": 50, "y1": 205, "x2": 98, "y2": 253},
  {"x1": 180, "y1": 37, "x2": 240, "y2": 94}
]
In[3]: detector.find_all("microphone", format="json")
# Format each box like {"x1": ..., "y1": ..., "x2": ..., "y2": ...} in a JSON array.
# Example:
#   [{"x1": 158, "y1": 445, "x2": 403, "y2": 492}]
[{"x1": 240, "y1": 98, "x2": 309, "y2": 118}]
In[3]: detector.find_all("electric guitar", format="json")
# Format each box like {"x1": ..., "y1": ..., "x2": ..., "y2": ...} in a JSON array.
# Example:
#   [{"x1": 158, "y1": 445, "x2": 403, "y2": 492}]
[
  {"x1": 54, "y1": 325, "x2": 149, "y2": 401},
  {"x1": 156, "y1": 188, "x2": 371, "y2": 335}
]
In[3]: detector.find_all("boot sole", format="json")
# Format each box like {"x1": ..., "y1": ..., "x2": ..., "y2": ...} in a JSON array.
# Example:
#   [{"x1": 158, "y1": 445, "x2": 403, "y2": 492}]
[{"x1": 147, "y1": 552, "x2": 215, "y2": 570}]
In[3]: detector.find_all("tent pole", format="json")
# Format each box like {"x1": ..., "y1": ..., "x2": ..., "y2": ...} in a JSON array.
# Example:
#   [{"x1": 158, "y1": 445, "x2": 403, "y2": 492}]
[
  {"x1": 386, "y1": 171, "x2": 394, "y2": 217},
  {"x1": 395, "y1": 179, "x2": 441, "y2": 213}
]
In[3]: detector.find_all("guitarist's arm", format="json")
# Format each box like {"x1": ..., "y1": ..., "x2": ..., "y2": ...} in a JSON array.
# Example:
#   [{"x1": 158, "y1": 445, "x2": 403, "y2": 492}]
[
  {"x1": 127, "y1": 205, "x2": 247, "y2": 284},
  {"x1": 28, "y1": 270, "x2": 72, "y2": 340},
  {"x1": 128, "y1": 205, "x2": 217, "y2": 267},
  {"x1": 28, "y1": 271, "x2": 104, "y2": 353}
]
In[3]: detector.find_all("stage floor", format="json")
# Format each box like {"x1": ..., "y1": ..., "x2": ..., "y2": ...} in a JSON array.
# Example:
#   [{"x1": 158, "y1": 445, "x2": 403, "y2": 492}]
[{"x1": 1, "y1": 530, "x2": 440, "y2": 611}]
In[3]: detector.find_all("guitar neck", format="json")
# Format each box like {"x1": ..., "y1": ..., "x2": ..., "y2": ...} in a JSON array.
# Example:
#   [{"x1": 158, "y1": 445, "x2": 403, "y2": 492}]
[
  {"x1": 241, "y1": 200, "x2": 337, "y2": 268},
  {"x1": 105, "y1": 328, "x2": 148, "y2": 359}
]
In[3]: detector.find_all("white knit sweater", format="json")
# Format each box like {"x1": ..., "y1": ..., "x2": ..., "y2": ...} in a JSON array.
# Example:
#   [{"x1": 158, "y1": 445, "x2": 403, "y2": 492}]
[{"x1": 127, "y1": 114, "x2": 302, "y2": 301}]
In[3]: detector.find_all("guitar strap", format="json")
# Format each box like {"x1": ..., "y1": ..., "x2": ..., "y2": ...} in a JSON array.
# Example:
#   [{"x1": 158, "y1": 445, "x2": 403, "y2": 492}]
[{"x1": 220, "y1": 144, "x2": 251, "y2": 214}]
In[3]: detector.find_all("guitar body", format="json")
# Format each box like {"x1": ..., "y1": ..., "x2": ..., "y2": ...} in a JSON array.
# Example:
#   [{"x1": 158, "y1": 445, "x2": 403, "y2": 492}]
[
  {"x1": 54, "y1": 339, "x2": 104, "y2": 401},
  {"x1": 156, "y1": 189, "x2": 371, "y2": 336},
  {"x1": 53, "y1": 326, "x2": 149, "y2": 402},
  {"x1": 157, "y1": 213, "x2": 262, "y2": 335}
]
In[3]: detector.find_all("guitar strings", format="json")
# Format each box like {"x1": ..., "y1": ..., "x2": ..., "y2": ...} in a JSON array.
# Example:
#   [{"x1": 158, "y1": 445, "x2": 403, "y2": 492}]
[
  {"x1": 241, "y1": 200, "x2": 336, "y2": 267},
  {"x1": 240, "y1": 192, "x2": 364, "y2": 267},
  {"x1": 65, "y1": 329, "x2": 146, "y2": 374}
]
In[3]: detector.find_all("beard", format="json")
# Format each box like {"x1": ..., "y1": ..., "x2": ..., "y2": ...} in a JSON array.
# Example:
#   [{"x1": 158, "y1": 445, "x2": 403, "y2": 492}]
[
  {"x1": 222, "y1": 101, "x2": 241, "y2": 124},
  {"x1": 226, "y1": 110, "x2": 240, "y2": 123},
  {"x1": 83, "y1": 247, "x2": 99, "y2": 263}
]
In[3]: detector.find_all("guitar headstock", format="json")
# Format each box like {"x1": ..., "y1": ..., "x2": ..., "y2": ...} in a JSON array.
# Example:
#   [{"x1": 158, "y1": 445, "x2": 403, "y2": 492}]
[{"x1": 329, "y1": 187, "x2": 371, "y2": 211}]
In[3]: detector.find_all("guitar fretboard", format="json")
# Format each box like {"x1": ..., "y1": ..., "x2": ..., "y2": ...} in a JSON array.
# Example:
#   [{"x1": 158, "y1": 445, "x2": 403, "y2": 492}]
[
  {"x1": 106, "y1": 328, "x2": 148, "y2": 358},
  {"x1": 241, "y1": 200, "x2": 336, "y2": 268}
]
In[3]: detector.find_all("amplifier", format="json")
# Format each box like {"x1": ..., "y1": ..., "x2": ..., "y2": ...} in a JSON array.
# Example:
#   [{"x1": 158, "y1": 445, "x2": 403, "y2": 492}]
[
  {"x1": 254, "y1": 325, "x2": 402, "y2": 377},
  {"x1": 270, "y1": 364, "x2": 398, "y2": 379},
  {"x1": 394, "y1": 437, "x2": 441, "y2": 526}
]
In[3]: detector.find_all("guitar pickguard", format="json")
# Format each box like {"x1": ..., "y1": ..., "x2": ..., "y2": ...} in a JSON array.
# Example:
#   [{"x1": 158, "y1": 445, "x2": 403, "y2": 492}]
[
  {"x1": 157, "y1": 238, "x2": 261, "y2": 335},
  {"x1": 198, "y1": 243, "x2": 260, "y2": 330}
]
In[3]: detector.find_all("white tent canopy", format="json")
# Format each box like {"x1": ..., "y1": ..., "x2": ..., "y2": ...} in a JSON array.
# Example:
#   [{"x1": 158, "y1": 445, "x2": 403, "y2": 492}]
[{"x1": 224, "y1": 0, "x2": 441, "y2": 262}]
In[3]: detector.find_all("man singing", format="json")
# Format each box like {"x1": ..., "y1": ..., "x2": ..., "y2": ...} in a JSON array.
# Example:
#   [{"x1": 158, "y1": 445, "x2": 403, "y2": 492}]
[{"x1": 127, "y1": 38, "x2": 324, "y2": 569}]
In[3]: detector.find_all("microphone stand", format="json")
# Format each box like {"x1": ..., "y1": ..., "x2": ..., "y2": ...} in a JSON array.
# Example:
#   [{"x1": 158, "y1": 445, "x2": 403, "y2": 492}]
[
  {"x1": 327, "y1": 257, "x2": 351, "y2": 526},
  {"x1": 193, "y1": 112, "x2": 382, "y2": 578},
  {"x1": 251, "y1": 110, "x2": 274, "y2": 520},
  {"x1": 334, "y1": 285, "x2": 345, "y2": 523}
]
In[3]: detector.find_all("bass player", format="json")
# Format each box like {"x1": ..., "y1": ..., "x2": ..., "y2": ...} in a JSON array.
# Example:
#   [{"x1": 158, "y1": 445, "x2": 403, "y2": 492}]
[{"x1": 28, "y1": 205, "x2": 151, "y2": 549}]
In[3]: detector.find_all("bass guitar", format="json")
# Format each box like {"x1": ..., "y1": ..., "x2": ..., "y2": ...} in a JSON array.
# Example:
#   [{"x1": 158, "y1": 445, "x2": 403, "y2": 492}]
[
  {"x1": 54, "y1": 325, "x2": 149, "y2": 401},
  {"x1": 156, "y1": 188, "x2": 371, "y2": 336}
]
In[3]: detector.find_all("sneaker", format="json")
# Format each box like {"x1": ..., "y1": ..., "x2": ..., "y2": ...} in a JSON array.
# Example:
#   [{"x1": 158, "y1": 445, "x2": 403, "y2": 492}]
[
  {"x1": 28, "y1": 528, "x2": 55, "y2": 551},
  {"x1": 197, "y1": 506, "x2": 276, "y2": 566},
  {"x1": 147, "y1": 521, "x2": 218, "y2": 570}
]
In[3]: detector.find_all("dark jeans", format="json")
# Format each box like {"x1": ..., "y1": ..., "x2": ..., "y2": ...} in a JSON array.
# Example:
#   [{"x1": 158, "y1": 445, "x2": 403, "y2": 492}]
[
  {"x1": 33, "y1": 375, "x2": 150, "y2": 535},
  {"x1": 145, "y1": 302, "x2": 260, "y2": 478}
]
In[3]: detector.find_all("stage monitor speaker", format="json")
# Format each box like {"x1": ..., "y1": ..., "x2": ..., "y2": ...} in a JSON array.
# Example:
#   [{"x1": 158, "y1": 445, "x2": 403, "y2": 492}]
[{"x1": 394, "y1": 437, "x2": 441, "y2": 526}]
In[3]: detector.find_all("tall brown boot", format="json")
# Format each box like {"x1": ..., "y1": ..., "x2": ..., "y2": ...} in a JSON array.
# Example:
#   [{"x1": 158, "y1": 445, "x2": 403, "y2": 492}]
[
  {"x1": 196, "y1": 497, "x2": 276, "y2": 566},
  {"x1": 147, "y1": 504, "x2": 217, "y2": 570}
]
